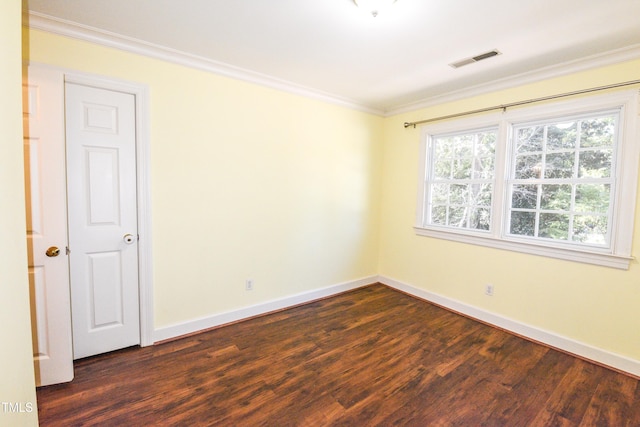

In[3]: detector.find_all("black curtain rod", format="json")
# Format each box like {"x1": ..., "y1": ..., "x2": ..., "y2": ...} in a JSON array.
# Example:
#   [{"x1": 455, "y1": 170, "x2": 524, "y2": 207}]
[{"x1": 403, "y1": 79, "x2": 640, "y2": 129}]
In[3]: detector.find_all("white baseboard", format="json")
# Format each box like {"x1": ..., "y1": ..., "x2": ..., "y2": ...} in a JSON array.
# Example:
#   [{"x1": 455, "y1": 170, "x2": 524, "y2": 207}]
[
  {"x1": 379, "y1": 275, "x2": 640, "y2": 378},
  {"x1": 153, "y1": 274, "x2": 640, "y2": 377},
  {"x1": 153, "y1": 275, "x2": 377, "y2": 343}
]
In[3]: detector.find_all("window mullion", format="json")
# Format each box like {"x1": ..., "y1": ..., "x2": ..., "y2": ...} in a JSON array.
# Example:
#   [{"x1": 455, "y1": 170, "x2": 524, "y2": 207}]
[
  {"x1": 567, "y1": 119, "x2": 582, "y2": 242},
  {"x1": 493, "y1": 119, "x2": 510, "y2": 239}
]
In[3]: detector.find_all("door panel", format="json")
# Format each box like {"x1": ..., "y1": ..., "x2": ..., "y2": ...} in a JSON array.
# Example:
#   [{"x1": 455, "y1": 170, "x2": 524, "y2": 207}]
[
  {"x1": 88, "y1": 251, "x2": 124, "y2": 328},
  {"x1": 87, "y1": 147, "x2": 120, "y2": 224},
  {"x1": 66, "y1": 83, "x2": 140, "y2": 359},
  {"x1": 23, "y1": 66, "x2": 74, "y2": 386}
]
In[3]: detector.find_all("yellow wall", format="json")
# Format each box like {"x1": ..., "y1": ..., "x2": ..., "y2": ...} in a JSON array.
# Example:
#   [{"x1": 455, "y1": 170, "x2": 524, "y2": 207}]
[
  {"x1": 24, "y1": 29, "x2": 383, "y2": 329},
  {"x1": 379, "y1": 60, "x2": 640, "y2": 361},
  {"x1": 0, "y1": 1, "x2": 39, "y2": 426}
]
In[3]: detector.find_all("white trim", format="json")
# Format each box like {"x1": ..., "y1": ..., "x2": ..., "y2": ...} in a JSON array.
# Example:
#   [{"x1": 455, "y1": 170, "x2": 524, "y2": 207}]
[
  {"x1": 25, "y1": 11, "x2": 383, "y2": 117},
  {"x1": 62, "y1": 69, "x2": 155, "y2": 347},
  {"x1": 379, "y1": 275, "x2": 640, "y2": 378},
  {"x1": 388, "y1": 44, "x2": 640, "y2": 116},
  {"x1": 413, "y1": 227, "x2": 634, "y2": 269},
  {"x1": 153, "y1": 276, "x2": 376, "y2": 343}
]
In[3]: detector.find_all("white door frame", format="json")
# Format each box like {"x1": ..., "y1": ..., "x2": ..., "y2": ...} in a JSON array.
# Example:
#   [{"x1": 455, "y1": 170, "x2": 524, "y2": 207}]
[{"x1": 62, "y1": 68, "x2": 154, "y2": 347}]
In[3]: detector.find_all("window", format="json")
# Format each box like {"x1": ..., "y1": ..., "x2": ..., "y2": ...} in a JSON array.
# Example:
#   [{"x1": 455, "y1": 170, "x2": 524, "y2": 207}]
[
  {"x1": 508, "y1": 112, "x2": 617, "y2": 246},
  {"x1": 416, "y1": 90, "x2": 639, "y2": 269},
  {"x1": 428, "y1": 128, "x2": 497, "y2": 231}
]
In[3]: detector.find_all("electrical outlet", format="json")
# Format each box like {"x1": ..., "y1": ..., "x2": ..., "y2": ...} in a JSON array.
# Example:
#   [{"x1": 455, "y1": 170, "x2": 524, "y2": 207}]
[
  {"x1": 485, "y1": 284, "x2": 494, "y2": 296},
  {"x1": 245, "y1": 279, "x2": 254, "y2": 291}
]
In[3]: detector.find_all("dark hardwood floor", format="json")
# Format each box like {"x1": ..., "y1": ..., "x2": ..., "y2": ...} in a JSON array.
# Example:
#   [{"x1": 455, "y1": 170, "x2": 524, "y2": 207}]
[{"x1": 37, "y1": 284, "x2": 640, "y2": 426}]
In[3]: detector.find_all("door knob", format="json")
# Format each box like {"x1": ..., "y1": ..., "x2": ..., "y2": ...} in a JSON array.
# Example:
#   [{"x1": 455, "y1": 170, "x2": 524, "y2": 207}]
[
  {"x1": 46, "y1": 246, "x2": 60, "y2": 257},
  {"x1": 123, "y1": 234, "x2": 136, "y2": 244}
]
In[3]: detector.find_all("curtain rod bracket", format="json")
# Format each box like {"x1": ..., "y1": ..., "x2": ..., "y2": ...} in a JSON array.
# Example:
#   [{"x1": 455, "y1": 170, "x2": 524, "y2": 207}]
[{"x1": 403, "y1": 122, "x2": 416, "y2": 128}]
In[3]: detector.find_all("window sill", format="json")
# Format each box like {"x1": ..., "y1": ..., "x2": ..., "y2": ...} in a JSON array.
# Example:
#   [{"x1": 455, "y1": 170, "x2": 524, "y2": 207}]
[{"x1": 414, "y1": 226, "x2": 634, "y2": 270}]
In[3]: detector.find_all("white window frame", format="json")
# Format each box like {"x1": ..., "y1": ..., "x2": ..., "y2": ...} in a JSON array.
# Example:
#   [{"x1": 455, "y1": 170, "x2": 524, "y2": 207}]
[{"x1": 415, "y1": 89, "x2": 640, "y2": 269}]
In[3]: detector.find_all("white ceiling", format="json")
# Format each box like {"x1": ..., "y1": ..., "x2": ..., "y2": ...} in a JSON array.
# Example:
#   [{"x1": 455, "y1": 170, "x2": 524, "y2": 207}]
[{"x1": 24, "y1": 0, "x2": 640, "y2": 114}]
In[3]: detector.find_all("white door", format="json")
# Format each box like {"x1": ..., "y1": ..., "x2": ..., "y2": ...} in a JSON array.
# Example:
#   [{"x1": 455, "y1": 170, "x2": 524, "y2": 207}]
[
  {"x1": 65, "y1": 83, "x2": 141, "y2": 359},
  {"x1": 23, "y1": 66, "x2": 74, "y2": 386}
]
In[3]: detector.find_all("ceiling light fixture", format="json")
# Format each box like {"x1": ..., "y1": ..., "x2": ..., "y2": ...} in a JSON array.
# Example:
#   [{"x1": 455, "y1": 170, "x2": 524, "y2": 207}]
[{"x1": 354, "y1": 0, "x2": 398, "y2": 17}]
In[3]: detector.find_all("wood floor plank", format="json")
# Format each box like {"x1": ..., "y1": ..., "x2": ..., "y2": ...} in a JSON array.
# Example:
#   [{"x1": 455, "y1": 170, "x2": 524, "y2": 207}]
[
  {"x1": 579, "y1": 370, "x2": 638, "y2": 426},
  {"x1": 36, "y1": 284, "x2": 640, "y2": 426},
  {"x1": 487, "y1": 347, "x2": 573, "y2": 424}
]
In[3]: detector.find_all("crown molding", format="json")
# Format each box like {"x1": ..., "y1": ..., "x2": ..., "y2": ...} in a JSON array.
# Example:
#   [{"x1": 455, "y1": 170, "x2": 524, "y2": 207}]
[
  {"x1": 24, "y1": 11, "x2": 385, "y2": 116},
  {"x1": 24, "y1": 11, "x2": 640, "y2": 119},
  {"x1": 386, "y1": 44, "x2": 640, "y2": 116}
]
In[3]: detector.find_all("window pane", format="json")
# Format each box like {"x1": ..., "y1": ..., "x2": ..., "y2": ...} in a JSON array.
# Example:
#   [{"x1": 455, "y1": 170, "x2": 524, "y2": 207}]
[
  {"x1": 470, "y1": 183, "x2": 492, "y2": 206},
  {"x1": 540, "y1": 184, "x2": 571, "y2": 211},
  {"x1": 544, "y1": 152, "x2": 575, "y2": 179},
  {"x1": 448, "y1": 207, "x2": 467, "y2": 227},
  {"x1": 511, "y1": 184, "x2": 538, "y2": 209},
  {"x1": 573, "y1": 215, "x2": 608, "y2": 244},
  {"x1": 473, "y1": 156, "x2": 494, "y2": 179},
  {"x1": 539, "y1": 213, "x2": 569, "y2": 240},
  {"x1": 579, "y1": 149, "x2": 612, "y2": 178},
  {"x1": 547, "y1": 122, "x2": 577, "y2": 150},
  {"x1": 471, "y1": 208, "x2": 491, "y2": 230},
  {"x1": 431, "y1": 184, "x2": 449, "y2": 204},
  {"x1": 580, "y1": 117, "x2": 615, "y2": 148},
  {"x1": 517, "y1": 126, "x2": 544, "y2": 153},
  {"x1": 434, "y1": 159, "x2": 452, "y2": 179},
  {"x1": 452, "y1": 135, "x2": 474, "y2": 157},
  {"x1": 452, "y1": 158, "x2": 472, "y2": 179},
  {"x1": 510, "y1": 211, "x2": 536, "y2": 236},
  {"x1": 476, "y1": 132, "x2": 496, "y2": 157},
  {"x1": 431, "y1": 205, "x2": 447, "y2": 225},
  {"x1": 434, "y1": 139, "x2": 454, "y2": 157},
  {"x1": 575, "y1": 184, "x2": 610, "y2": 213},
  {"x1": 515, "y1": 154, "x2": 543, "y2": 179},
  {"x1": 449, "y1": 184, "x2": 468, "y2": 205}
]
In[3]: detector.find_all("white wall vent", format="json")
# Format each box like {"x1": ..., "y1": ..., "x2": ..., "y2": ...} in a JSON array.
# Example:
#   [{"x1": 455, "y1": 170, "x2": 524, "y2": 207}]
[{"x1": 449, "y1": 49, "x2": 501, "y2": 69}]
